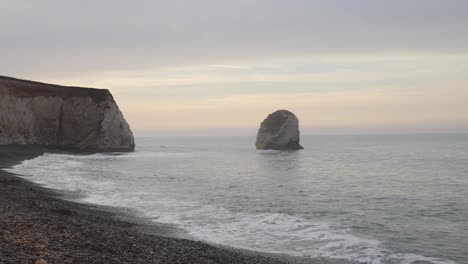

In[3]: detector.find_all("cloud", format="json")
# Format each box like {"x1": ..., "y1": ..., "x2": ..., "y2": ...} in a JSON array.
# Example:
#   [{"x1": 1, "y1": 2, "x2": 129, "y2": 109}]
[
  {"x1": 1, "y1": 0, "x2": 468, "y2": 78},
  {"x1": 1, "y1": 1, "x2": 467, "y2": 134}
]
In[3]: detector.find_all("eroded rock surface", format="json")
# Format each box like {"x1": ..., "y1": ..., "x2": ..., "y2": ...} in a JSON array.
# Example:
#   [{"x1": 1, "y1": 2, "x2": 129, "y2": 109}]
[
  {"x1": 256, "y1": 110, "x2": 303, "y2": 150},
  {"x1": 0, "y1": 76, "x2": 135, "y2": 152}
]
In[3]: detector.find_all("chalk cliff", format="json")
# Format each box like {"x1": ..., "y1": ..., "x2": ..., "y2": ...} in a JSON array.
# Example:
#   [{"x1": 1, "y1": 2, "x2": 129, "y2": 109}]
[
  {"x1": 256, "y1": 110, "x2": 303, "y2": 150},
  {"x1": 0, "y1": 76, "x2": 135, "y2": 152}
]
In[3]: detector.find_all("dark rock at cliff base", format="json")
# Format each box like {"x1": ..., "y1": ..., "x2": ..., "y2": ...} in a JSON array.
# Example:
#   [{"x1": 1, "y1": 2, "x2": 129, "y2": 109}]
[
  {"x1": 256, "y1": 110, "x2": 304, "y2": 150},
  {"x1": 0, "y1": 76, "x2": 135, "y2": 152}
]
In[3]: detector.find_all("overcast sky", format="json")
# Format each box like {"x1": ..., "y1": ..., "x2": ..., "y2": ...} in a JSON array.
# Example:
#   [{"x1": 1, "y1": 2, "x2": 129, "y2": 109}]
[{"x1": 1, "y1": 0, "x2": 467, "y2": 135}]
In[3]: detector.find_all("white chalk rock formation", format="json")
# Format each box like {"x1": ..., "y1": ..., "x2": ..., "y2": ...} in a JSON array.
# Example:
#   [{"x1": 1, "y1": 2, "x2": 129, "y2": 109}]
[
  {"x1": 0, "y1": 76, "x2": 135, "y2": 152},
  {"x1": 256, "y1": 110, "x2": 304, "y2": 150}
]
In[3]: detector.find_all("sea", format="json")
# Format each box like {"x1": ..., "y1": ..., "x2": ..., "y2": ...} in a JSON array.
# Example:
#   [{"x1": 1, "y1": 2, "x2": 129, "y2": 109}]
[{"x1": 6, "y1": 134, "x2": 468, "y2": 264}]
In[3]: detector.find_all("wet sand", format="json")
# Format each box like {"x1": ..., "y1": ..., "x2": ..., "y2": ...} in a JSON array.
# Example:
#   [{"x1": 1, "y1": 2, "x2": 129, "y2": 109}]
[{"x1": 0, "y1": 146, "x2": 342, "y2": 264}]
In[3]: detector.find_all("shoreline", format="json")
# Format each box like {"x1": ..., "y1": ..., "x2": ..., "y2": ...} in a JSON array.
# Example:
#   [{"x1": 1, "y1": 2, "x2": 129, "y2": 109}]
[{"x1": 0, "y1": 145, "x2": 337, "y2": 264}]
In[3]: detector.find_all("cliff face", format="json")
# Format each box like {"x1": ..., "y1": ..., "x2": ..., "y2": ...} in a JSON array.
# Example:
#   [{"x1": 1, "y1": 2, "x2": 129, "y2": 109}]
[
  {"x1": 0, "y1": 76, "x2": 135, "y2": 152},
  {"x1": 256, "y1": 110, "x2": 303, "y2": 150}
]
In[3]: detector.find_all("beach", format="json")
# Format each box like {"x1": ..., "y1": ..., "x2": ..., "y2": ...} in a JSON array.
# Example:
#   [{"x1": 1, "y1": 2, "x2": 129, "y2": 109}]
[{"x1": 0, "y1": 146, "x2": 309, "y2": 264}]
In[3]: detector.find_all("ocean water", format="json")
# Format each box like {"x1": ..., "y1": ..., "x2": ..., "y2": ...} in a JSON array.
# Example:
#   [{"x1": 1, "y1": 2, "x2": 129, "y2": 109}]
[{"x1": 6, "y1": 134, "x2": 468, "y2": 264}]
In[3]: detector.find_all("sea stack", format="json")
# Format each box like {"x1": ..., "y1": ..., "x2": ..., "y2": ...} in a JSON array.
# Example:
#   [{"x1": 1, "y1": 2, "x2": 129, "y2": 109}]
[
  {"x1": 0, "y1": 76, "x2": 135, "y2": 152},
  {"x1": 256, "y1": 110, "x2": 304, "y2": 150}
]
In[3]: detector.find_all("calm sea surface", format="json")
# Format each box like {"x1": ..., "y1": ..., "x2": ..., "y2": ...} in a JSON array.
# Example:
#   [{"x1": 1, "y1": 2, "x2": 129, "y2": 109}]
[{"x1": 7, "y1": 134, "x2": 468, "y2": 264}]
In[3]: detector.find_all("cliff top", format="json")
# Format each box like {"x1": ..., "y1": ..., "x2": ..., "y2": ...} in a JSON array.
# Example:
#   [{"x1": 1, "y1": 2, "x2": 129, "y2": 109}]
[{"x1": 0, "y1": 76, "x2": 111, "y2": 103}]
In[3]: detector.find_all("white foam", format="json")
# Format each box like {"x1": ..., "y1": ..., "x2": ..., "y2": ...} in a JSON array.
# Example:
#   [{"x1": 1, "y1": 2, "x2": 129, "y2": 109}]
[
  {"x1": 6, "y1": 153, "x2": 458, "y2": 264},
  {"x1": 136, "y1": 199, "x2": 456, "y2": 264},
  {"x1": 6, "y1": 153, "x2": 118, "y2": 197}
]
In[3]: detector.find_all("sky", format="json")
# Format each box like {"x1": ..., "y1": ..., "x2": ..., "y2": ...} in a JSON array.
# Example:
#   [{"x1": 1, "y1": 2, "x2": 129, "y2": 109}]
[{"x1": 1, "y1": 0, "x2": 467, "y2": 136}]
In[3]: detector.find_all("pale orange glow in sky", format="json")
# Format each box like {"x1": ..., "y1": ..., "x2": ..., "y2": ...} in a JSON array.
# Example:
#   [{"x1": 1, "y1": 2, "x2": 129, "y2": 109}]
[{"x1": 44, "y1": 54, "x2": 468, "y2": 135}]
